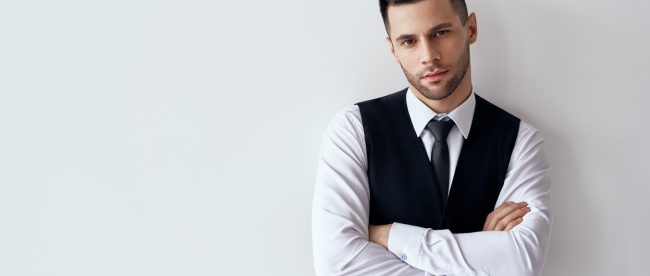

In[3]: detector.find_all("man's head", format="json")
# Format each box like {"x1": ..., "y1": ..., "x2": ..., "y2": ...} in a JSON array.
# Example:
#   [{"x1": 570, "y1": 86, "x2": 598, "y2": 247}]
[{"x1": 379, "y1": 0, "x2": 477, "y2": 105}]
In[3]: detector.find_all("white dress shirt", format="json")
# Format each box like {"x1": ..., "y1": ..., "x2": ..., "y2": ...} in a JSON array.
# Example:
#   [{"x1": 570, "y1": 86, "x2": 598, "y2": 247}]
[{"x1": 311, "y1": 88, "x2": 552, "y2": 276}]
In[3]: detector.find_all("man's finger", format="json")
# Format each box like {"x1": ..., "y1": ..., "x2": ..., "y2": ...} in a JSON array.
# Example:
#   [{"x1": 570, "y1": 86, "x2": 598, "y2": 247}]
[
  {"x1": 504, "y1": 217, "x2": 524, "y2": 231},
  {"x1": 485, "y1": 201, "x2": 528, "y2": 230},
  {"x1": 495, "y1": 207, "x2": 530, "y2": 230},
  {"x1": 483, "y1": 201, "x2": 515, "y2": 230},
  {"x1": 490, "y1": 203, "x2": 526, "y2": 230},
  {"x1": 484, "y1": 201, "x2": 514, "y2": 229}
]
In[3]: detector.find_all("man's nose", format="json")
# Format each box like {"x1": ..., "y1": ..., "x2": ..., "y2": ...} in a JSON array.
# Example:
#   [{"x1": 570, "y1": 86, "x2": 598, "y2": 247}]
[{"x1": 419, "y1": 39, "x2": 441, "y2": 65}]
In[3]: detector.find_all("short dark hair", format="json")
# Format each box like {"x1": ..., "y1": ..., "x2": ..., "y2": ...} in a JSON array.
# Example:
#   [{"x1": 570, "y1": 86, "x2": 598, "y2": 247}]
[{"x1": 379, "y1": 0, "x2": 468, "y2": 34}]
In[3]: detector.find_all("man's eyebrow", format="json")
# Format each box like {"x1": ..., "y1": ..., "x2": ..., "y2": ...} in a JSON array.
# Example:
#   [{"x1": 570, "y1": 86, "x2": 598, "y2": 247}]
[
  {"x1": 427, "y1": 22, "x2": 454, "y2": 34},
  {"x1": 394, "y1": 33, "x2": 415, "y2": 43},
  {"x1": 394, "y1": 22, "x2": 454, "y2": 42}
]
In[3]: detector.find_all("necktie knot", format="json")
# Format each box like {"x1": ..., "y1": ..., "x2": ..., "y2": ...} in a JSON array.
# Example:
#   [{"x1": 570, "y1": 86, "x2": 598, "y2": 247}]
[{"x1": 427, "y1": 119, "x2": 455, "y2": 142}]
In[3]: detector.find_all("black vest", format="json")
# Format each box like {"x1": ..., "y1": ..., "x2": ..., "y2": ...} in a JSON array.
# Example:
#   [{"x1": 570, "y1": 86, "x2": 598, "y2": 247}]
[{"x1": 356, "y1": 88, "x2": 520, "y2": 233}]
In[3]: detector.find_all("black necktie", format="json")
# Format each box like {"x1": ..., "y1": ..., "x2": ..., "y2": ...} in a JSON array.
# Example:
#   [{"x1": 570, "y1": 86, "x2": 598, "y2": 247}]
[{"x1": 427, "y1": 118, "x2": 455, "y2": 204}]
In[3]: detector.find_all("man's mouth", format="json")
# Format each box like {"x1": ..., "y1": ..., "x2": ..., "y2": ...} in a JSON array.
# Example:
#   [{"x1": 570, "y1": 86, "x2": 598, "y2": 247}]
[{"x1": 422, "y1": 69, "x2": 448, "y2": 82}]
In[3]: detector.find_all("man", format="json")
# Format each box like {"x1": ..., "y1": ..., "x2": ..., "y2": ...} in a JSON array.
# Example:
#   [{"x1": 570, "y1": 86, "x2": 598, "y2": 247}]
[{"x1": 312, "y1": 0, "x2": 551, "y2": 275}]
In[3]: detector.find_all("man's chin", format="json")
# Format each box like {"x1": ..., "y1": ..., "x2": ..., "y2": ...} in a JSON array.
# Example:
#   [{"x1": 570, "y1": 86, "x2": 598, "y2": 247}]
[
  {"x1": 424, "y1": 94, "x2": 451, "y2": 101},
  {"x1": 419, "y1": 79, "x2": 445, "y2": 90},
  {"x1": 408, "y1": 78, "x2": 451, "y2": 100},
  {"x1": 418, "y1": 87, "x2": 454, "y2": 101}
]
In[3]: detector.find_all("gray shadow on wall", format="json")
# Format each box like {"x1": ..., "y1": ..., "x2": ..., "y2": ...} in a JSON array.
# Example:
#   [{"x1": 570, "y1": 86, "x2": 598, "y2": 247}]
[{"x1": 470, "y1": 3, "x2": 606, "y2": 275}]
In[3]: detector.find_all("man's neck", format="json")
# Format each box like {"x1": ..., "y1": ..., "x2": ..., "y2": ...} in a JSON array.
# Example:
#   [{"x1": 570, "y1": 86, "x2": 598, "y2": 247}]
[{"x1": 410, "y1": 79, "x2": 473, "y2": 114}]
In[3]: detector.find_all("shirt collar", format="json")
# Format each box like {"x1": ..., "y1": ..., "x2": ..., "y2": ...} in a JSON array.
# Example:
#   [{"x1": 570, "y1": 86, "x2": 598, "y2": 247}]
[{"x1": 405, "y1": 87, "x2": 475, "y2": 139}]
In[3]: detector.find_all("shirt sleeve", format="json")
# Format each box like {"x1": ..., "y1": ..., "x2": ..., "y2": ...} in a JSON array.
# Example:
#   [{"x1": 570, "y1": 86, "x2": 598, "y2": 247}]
[
  {"x1": 387, "y1": 121, "x2": 552, "y2": 276},
  {"x1": 312, "y1": 105, "x2": 431, "y2": 276}
]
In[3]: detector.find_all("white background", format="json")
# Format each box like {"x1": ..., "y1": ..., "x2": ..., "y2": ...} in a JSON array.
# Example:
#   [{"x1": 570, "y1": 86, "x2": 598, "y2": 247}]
[{"x1": 1, "y1": 0, "x2": 648, "y2": 275}]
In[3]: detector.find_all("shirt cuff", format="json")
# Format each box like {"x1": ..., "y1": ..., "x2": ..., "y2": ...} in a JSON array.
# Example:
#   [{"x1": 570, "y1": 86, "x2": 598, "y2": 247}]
[{"x1": 387, "y1": 222, "x2": 427, "y2": 266}]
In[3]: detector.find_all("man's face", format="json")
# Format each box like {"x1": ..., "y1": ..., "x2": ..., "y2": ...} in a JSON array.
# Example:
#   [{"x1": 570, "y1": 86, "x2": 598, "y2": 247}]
[{"x1": 386, "y1": 0, "x2": 477, "y2": 101}]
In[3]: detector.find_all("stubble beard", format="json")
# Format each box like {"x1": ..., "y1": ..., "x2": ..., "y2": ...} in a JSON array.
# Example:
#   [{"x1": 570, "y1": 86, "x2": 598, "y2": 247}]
[{"x1": 401, "y1": 43, "x2": 471, "y2": 101}]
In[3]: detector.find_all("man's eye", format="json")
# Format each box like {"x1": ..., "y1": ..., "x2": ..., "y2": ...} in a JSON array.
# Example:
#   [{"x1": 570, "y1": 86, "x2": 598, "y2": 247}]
[
  {"x1": 402, "y1": 39, "x2": 415, "y2": 46},
  {"x1": 435, "y1": 30, "x2": 450, "y2": 37}
]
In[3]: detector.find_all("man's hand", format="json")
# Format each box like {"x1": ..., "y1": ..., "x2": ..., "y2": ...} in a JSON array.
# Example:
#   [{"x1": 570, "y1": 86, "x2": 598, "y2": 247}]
[
  {"x1": 368, "y1": 223, "x2": 392, "y2": 249},
  {"x1": 483, "y1": 201, "x2": 531, "y2": 231}
]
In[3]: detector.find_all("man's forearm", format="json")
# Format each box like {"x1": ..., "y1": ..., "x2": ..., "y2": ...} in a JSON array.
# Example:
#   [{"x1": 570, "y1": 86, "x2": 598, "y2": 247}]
[{"x1": 386, "y1": 212, "x2": 551, "y2": 276}]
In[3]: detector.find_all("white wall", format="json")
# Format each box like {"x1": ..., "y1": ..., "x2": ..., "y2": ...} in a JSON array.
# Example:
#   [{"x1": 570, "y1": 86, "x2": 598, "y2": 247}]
[{"x1": 0, "y1": 0, "x2": 648, "y2": 275}]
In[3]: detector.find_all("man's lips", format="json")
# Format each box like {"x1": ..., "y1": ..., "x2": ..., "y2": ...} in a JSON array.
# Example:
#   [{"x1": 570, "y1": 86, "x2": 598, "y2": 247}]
[{"x1": 422, "y1": 69, "x2": 448, "y2": 82}]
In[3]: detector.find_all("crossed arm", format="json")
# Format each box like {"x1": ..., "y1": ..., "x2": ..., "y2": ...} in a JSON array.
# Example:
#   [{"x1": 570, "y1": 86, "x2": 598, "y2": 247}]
[
  {"x1": 312, "y1": 107, "x2": 552, "y2": 276},
  {"x1": 368, "y1": 200, "x2": 532, "y2": 249}
]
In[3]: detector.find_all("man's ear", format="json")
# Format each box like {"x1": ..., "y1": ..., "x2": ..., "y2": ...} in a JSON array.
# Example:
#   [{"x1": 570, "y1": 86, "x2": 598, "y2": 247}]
[
  {"x1": 385, "y1": 36, "x2": 397, "y2": 59},
  {"x1": 467, "y1": 12, "x2": 478, "y2": 44}
]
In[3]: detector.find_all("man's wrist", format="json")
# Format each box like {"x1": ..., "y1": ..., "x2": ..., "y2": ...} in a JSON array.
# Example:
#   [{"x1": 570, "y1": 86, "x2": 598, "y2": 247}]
[{"x1": 369, "y1": 223, "x2": 393, "y2": 249}]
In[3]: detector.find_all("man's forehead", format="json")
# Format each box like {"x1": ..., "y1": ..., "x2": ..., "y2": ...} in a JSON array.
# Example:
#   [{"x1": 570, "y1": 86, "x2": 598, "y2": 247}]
[{"x1": 387, "y1": 0, "x2": 459, "y2": 34}]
